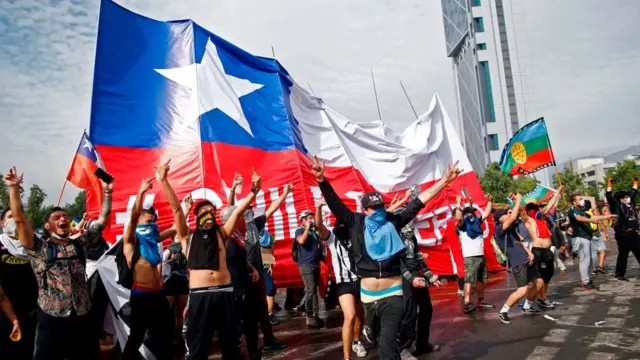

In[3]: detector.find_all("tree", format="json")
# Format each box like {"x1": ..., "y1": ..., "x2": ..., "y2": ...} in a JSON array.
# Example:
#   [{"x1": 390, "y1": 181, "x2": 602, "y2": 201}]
[
  {"x1": 479, "y1": 163, "x2": 515, "y2": 203},
  {"x1": 552, "y1": 167, "x2": 602, "y2": 208},
  {"x1": 605, "y1": 160, "x2": 640, "y2": 204},
  {"x1": 65, "y1": 191, "x2": 86, "y2": 219},
  {"x1": 25, "y1": 185, "x2": 48, "y2": 227},
  {"x1": 514, "y1": 176, "x2": 539, "y2": 196}
]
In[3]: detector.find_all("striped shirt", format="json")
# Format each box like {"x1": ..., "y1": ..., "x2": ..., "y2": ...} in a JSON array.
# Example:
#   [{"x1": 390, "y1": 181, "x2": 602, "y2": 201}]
[{"x1": 325, "y1": 232, "x2": 358, "y2": 284}]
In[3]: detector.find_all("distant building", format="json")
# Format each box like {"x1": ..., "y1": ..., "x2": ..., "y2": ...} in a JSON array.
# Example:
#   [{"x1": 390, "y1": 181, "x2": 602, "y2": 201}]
[
  {"x1": 440, "y1": 0, "x2": 535, "y2": 174},
  {"x1": 564, "y1": 156, "x2": 640, "y2": 198}
]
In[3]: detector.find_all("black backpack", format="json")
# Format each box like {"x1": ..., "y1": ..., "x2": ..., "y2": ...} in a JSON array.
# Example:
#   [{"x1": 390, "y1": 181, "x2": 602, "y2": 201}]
[
  {"x1": 44, "y1": 240, "x2": 86, "y2": 270},
  {"x1": 291, "y1": 239, "x2": 299, "y2": 263},
  {"x1": 114, "y1": 241, "x2": 141, "y2": 290}
]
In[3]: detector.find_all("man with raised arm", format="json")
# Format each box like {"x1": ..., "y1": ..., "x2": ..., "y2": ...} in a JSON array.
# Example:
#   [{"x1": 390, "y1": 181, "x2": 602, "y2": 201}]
[
  {"x1": 4, "y1": 166, "x2": 112, "y2": 359},
  {"x1": 605, "y1": 177, "x2": 640, "y2": 281},
  {"x1": 312, "y1": 157, "x2": 461, "y2": 360},
  {"x1": 121, "y1": 161, "x2": 179, "y2": 360},
  {"x1": 176, "y1": 169, "x2": 262, "y2": 360}
]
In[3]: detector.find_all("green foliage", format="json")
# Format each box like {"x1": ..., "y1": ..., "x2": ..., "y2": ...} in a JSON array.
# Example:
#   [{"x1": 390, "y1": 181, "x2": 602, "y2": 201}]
[
  {"x1": 478, "y1": 162, "x2": 540, "y2": 203},
  {"x1": 605, "y1": 160, "x2": 640, "y2": 204}
]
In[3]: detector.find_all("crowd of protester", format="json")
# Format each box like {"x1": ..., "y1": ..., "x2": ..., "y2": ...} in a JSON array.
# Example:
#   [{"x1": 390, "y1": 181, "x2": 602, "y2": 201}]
[{"x1": 0, "y1": 159, "x2": 639, "y2": 360}]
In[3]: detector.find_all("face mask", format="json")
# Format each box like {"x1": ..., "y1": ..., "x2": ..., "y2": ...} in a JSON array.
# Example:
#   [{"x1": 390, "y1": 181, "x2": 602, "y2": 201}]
[
  {"x1": 197, "y1": 211, "x2": 217, "y2": 231},
  {"x1": 2, "y1": 219, "x2": 17, "y2": 239},
  {"x1": 136, "y1": 223, "x2": 160, "y2": 241},
  {"x1": 579, "y1": 199, "x2": 585, "y2": 207}
]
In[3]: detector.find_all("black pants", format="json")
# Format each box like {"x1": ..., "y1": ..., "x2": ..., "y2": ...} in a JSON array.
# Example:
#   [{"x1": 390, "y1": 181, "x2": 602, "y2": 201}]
[
  {"x1": 236, "y1": 294, "x2": 261, "y2": 357},
  {"x1": 398, "y1": 278, "x2": 434, "y2": 352},
  {"x1": 532, "y1": 247, "x2": 555, "y2": 284},
  {"x1": 87, "y1": 272, "x2": 109, "y2": 359},
  {"x1": 186, "y1": 287, "x2": 240, "y2": 360},
  {"x1": 250, "y1": 277, "x2": 277, "y2": 343},
  {"x1": 34, "y1": 309, "x2": 92, "y2": 360},
  {"x1": 363, "y1": 295, "x2": 404, "y2": 360},
  {"x1": 122, "y1": 292, "x2": 173, "y2": 360},
  {"x1": 0, "y1": 309, "x2": 36, "y2": 360},
  {"x1": 299, "y1": 263, "x2": 320, "y2": 318},
  {"x1": 615, "y1": 231, "x2": 640, "y2": 277}
]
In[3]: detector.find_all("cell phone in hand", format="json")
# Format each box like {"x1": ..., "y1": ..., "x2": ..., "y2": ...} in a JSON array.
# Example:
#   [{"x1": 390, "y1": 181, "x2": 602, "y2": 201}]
[{"x1": 94, "y1": 168, "x2": 114, "y2": 184}]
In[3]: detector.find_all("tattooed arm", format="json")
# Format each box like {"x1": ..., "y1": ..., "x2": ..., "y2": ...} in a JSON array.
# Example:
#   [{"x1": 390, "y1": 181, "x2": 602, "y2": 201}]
[{"x1": 86, "y1": 181, "x2": 114, "y2": 242}]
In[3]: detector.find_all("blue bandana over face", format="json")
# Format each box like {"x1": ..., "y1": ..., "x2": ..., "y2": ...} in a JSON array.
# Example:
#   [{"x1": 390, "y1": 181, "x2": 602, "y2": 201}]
[
  {"x1": 363, "y1": 208, "x2": 405, "y2": 261},
  {"x1": 136, "y1": 223, "x2": 161, "y2": 266}
]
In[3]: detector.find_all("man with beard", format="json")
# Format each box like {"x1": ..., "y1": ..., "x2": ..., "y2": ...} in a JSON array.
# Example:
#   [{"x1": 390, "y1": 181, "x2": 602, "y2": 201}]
[
  {"x1": 522, "y1": 187, "x2": 563, "y2": 308},
  {"x1": 0, "y1": 207, "x2": 37, "y2": 359},
  {"x1": 227, "y1": 175, "x2": 289, "y2": 350},
  {"x1": 392, "y1": 185, "x2": 441, "y2": 359},
  {"x1": 121, "y1": 161, "x2": 179, "y2": 360},
  {"x1": 177, "y1": 169, "x2": 262, "y2": 360},
  {"x1": 605, "y1": 177, "x2": 640, "y2": 281},
  {"x1": 313, "y1": 156, "x2": 461, "y2": 360},
  {"x1": 4, "y1": 166, "x2": 112, "y2": 359}
]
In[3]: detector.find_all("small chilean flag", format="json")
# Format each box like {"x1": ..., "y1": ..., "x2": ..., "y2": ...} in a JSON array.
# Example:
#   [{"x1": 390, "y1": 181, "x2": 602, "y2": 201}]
[{"x1": 66, "y1": 132, "x2": 105, "y2": 205}]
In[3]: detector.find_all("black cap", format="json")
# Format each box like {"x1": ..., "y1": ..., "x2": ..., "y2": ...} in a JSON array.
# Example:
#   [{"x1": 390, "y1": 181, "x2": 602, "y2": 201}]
[
  {"x1": 361, "y1": 191, "x2": 385, "y2": 209},
  {"x1": 493, "y1": 209, "x2": 508, "y2": 223},
  {"x1": 193, "y1": 200, "x2": 215, "y2": 217},
  {"x1": 463, "y1": 206, "x2": 475, "y2": 215},
  {"x1": 615, "y1": 190, "x2": 629, "y2": 200}
]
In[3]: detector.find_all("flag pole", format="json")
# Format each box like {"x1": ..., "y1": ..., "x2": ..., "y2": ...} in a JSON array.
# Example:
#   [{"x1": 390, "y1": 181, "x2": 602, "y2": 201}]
[
  {"x1": 271, "y1": 46, "x2": 276, "y2": 58},
  {"x1": 370, "y1": 69, "x2": 382, "y2": 120},
  {"x1": 56, "y1": 181, "x2": 68, "y2": 206},
  {"x1": 399, "y1": 80, "x2": 419, "y2": 119}
]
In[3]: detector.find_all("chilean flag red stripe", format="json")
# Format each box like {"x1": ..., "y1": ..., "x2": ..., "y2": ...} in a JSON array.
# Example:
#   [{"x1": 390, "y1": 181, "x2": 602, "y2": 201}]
[{"x1": 66, "y1": 132, "x2": 105, "y2": 209}]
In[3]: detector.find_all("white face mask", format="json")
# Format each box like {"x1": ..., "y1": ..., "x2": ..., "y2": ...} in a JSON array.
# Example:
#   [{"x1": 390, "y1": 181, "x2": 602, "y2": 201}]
[
  {"x1": 2, "y1": 219, "x2": 18, "y2": 239},
  {"x1": 579, "y1": 199, "x2": 585, "y2": 207}
]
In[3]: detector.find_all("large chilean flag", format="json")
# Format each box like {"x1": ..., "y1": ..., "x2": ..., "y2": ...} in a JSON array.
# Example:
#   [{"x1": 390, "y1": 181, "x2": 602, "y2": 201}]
[{"x1": 89, "y1": 0, "x2": 499, "y2": 288}]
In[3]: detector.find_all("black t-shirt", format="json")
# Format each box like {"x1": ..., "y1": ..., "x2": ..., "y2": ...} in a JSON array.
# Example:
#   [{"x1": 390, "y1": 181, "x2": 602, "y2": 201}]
[
  {"x1": 246, "y1": 215, "x2": 267, "y2": 274},
  {"x1": 0, "y1": 246, "x2": 38, "y2": 317},
  {"x1": 226, "y1": 236, "x2": 251, "y2": 296}
]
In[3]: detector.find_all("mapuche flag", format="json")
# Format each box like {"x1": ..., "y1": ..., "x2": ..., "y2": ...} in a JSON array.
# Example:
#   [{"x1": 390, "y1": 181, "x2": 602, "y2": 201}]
[
  {"x1": 507, "y1": 185, "x2": 556, "y2": 206},
  {"x1": 498, "y1": 118, "x2": 556, "y2": 176}
]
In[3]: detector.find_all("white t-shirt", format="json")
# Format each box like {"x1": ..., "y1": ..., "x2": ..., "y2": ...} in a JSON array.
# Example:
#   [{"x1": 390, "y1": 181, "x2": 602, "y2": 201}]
[
  {"x1": 325, "y1": 232, "x2": 358, "y2": 284},
  {"x1": 459, "y1": 232, "x2": 484, "y2": 258}
]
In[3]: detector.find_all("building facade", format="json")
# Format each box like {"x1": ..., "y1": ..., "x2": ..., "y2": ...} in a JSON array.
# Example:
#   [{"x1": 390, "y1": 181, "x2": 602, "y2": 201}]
[
  {"x1": 441, "y1": 0, "x2": 535, "y2": 174},
  {"x1": 565, "y1": 155, "x2": 640, "y2": 198}
]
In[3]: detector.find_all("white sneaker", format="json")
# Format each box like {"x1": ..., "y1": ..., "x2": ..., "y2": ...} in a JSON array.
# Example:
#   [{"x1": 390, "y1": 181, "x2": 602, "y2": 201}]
[
  {"x1": 352, "y1": 341, "x2": 367, "y2": 357},
  {"x1": 400, "y1": 349, "x2": 418, "y2": 360}
]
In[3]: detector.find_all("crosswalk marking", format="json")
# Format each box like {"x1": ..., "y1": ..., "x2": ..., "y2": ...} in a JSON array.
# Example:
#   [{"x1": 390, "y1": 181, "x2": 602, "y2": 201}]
[
  {"x1": 542, "y1": 329, "x2": 570, "y2": 343},
  {"x1": 606, "y1": 306, "x2": 629, "y2": 316},
  {"x1": 593, "y1": 332, "x2": 622, "y2": 348},
  {"x1": 526, "y1": 346, "x2": 559, "y2": 360},
  {"x1": 586, "y1": 352, "x2": 617, "y2": 360}
]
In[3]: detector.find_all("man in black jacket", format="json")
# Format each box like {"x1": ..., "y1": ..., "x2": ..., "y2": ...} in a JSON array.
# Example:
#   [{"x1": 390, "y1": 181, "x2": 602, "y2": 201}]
[
  {"x1": 311, "y1": 156, "x2": 460, "y2": 360},
  {"x1": 605, "y1": 177, "x2": 640, "y2": 281}
]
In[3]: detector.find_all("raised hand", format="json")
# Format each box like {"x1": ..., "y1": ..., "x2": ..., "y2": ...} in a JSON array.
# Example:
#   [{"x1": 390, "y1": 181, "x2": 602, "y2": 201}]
[
  {"x1": 285, "y1": 180, "x2": 294, "y2": 194},
  {"x1": 155, "y1": 160, "x2": 171, "y2": 182},
  {"x1": 444, "y1": 161, "x2": 462, "y2": 183},
  {"x1": 251, "y1": 168, "x2": 262, "y2": 191},
  {"x1": 182, "y1": 193, "x2": 193, "y2": 207},
  {"x1": 556, "y1": 185, "x2": 564, "y2": 195},
  {"x1": 317, "y1": 198, "x2": 326, "y2": 209},
  {"x1": 232, "y1": 172, "x2": 243, "y2": 188},
  {"x1": 138, "y1": 177, "x2": 154, "y2": 194},
  {"x1": 486, "y1": 194, "x2": 493, "y2": 202},
  {"x1": 310, "y1": 156, "x2": 325, "y2": 181},
  {"x1": 514, "y1": 193, "x2": 523, "y2": 203},
  {"x1": 4, "y1": 167, "x2": 23, "y2": 188}
]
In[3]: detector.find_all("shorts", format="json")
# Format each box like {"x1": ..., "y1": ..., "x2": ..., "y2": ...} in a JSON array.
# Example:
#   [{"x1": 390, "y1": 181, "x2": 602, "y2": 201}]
[
  {"x1": 592, "y1": 236, "x2": 606, "y2": 253},
  {"x1": 164, "y1": 275, "x2": 189, "y2": 296},
  {"x1": 511, "y1": 263, "x2": 533, "y2": 288},
  {"x1": 463, "y1": 256, "x2": 488, "y2": 284},
  {"x1": 336, "y1": 279, "x2": 361, "y2": 299},
  {"x1": 532, "y1": 247, "x2": 554, "y2": 284},
  {"x1": 263, "y1": 268, "x2": 276, "y2": 297}
]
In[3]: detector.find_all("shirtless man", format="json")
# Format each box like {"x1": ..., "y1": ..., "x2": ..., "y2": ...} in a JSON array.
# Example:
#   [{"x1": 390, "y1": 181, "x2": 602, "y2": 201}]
[
  {"x1": 121, "y1": 161, "x2": 180, "y2": 360},
  {"x1": 522, "y1": 186, "x2": 563, "y2": 310},
  {"x1": 176, "y1": 169, "x2": 262, "y2": 360},
  {"x1": 313, "y1": 157, "x2": 460, "y2": 360}
]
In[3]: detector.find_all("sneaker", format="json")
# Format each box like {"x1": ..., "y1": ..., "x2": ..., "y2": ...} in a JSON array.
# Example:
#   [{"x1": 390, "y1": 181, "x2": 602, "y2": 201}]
[
  {"x1": 306, "y1": 317, "x2": 322, "y2": 329},
  {"x1": 362, "y1": 326, "x2": 378, "y2": 345},
  {"x1": 560, "y1": 269, "x2": 568, "y2": 275},
  {"x1": 268, "y1": 313, "x2": 280, "y2": 325},
  {"x1": 457, "y1": 289, "x2": 463, "y2": 296},
  {"x1": 463, "y1": 303, "x2": 476, "y2": 314},
  {"x1": 352, "y1": 341, "x2": 367, "y2": 357},
  {"x1": 582, "y1": 282, "x2": 597, "y2": 291},
  {"x1": 412, "y1": 343, "x2": 441, "y2": 356},
  {"x1": 263, "y1": 339, "x2": 287, "y2": 350},
  {"x1": 498, "y1": 312, "x2": 511, "y2": 324},
  {"x1": 521, "y1": 307, "x2": 541, "y2": 314},
  {"x1": 614, "y1": 276, "x2": 630, "y2": 282},
  {"x1": 537, "y1": 299, "x2": 556, "y2": 309},
  {"x1": 476, "y1": 299, "x2": 495, "y2": 309},
  {"x1": 400, "y1": 349, "x2": 418, "y2": 360},
  {"x1": 274, "y1": 303, "x2": 282, "y2": 312},
  {"x1": 597, "y1": 267, "x2": 608, "y2": 274}
]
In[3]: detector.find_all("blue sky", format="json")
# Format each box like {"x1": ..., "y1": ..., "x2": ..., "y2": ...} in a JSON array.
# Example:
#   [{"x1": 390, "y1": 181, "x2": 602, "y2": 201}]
[{"x1": 0, "y1": 0, "x2": 639, "y2": 204}]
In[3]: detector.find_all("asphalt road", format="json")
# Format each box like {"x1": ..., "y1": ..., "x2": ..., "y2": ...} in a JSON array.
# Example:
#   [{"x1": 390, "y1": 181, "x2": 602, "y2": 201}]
[{"x1": 212, "y1": 243, "x2": 640, "y2": 360}]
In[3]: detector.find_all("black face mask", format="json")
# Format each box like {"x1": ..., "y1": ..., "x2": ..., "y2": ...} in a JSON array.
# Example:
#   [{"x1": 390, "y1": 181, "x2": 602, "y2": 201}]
[{"x1": 196, "y1": 211, "x2": 217, "y2": 233}]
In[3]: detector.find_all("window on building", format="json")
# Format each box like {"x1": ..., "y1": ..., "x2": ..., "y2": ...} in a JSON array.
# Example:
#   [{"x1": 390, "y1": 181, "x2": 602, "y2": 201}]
[
  {"x1": 472, "y1": 0, "x2": 481, "y2": 6},
  {"x1": 487, "y1": 134, "x2": 499, "y2": 151},
  {"x1": 586, "y1": 170, "x2": 596, "y2": 177},
  {"x1": 479, "y1": 61, "x2": 496, "y2": 122},
  {"x1": 474, "y1": 17, "x2": 484, "y2": 32},
  {"x1": 477, "y1": 43, "x2": 487, "y2": 50},
  {"x1": 587, "y1": 181, "x2": 597, "y2": 188}
]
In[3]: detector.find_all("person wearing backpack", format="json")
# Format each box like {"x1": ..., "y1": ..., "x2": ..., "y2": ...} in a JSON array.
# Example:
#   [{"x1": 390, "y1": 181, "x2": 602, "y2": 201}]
[
  {"x1": 605, "y1": 177, "x2": 640, "y2": 281},
  {"x1": 120, "y1": 161, "x2": 181, "y2": 360},
  {"x1": 4, "y1": 166, "x2": 112, "y2": 360}
]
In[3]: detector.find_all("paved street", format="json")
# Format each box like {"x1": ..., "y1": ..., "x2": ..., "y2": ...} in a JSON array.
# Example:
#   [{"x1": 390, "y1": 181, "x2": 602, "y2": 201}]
[{"x1": 213, "y1": 246, "x2": 640, "y2": 360}]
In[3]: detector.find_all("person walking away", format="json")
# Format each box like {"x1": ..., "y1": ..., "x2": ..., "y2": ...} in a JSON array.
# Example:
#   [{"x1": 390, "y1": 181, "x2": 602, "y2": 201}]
[
  {"x1": 605, "y1": 177, "x2": 640, "y2": 281},
  {"x1": 0, "y1": 208, "x2": 37, "y2": 360},
  {"x1": 583, "y1": 200, "x2": 608, "y2": 275},
  {"x1": 314, "y1": 156, "x2": 460, "y2": 360},
  {"x1": 495, "y1": 194, "x2": 541, "y2": 324},
  {"x1": 568, "y1": 193, "x2": 616, "y2": 290},
  {"x1": 4, "y1": 166, "x2": 112, "y2": 360}
]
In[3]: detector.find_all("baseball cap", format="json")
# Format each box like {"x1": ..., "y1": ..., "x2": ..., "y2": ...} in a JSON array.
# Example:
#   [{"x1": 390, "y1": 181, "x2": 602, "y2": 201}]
[
  {"x1": 493, "y1": 209, "x2": 508, "y2": 223},
  {"x1": 298, "y1": 210, "x2": 314, "y2": 221},
  {"x1": 361, "y1": 191, "x2": 385, "y2": 209}
]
